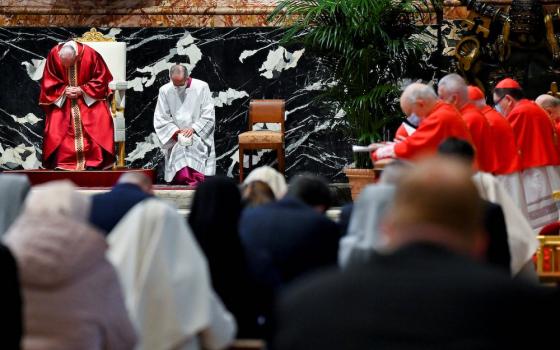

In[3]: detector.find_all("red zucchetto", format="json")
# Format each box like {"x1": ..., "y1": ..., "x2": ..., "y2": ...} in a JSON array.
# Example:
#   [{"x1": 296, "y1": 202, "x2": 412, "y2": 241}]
[
  {"x1": 495, "y1": 78, "x2": 522, "y2": 89},
  {"x1": 467, "y1": 86, "x2": 485, "y2": 100}
]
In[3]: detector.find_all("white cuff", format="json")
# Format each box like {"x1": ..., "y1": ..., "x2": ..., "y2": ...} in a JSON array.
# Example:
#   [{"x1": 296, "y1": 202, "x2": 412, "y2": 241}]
[
  {"x1": 376, "y1": 144, "x2": 396, "y2": 159},
  {"x1": 54, "y1": 94, "x2": 66, "y2": 108},
  {"x1": 82, "y1": 91, "x2": 96, "y2": 107}
]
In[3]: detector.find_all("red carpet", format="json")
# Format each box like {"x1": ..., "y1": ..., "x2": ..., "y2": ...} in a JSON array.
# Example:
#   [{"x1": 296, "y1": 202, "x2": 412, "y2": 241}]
[{"x1": 5, "y1": 169, "x2": 156, "y2": 187}]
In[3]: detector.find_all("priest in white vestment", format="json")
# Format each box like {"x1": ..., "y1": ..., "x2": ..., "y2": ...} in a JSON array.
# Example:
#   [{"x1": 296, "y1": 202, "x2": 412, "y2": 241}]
[{"x1": 154, "y1": 64, "x2": 216, "y2": 185}]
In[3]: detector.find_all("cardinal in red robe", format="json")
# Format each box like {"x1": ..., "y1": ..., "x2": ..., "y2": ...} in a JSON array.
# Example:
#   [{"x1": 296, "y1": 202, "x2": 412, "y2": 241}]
[
  {"x1": 39, "y1": 41, "x2": 115, "y2": 170},
  {"x1": 371, "y1": 83, "x2": 472, "y2": 162}
]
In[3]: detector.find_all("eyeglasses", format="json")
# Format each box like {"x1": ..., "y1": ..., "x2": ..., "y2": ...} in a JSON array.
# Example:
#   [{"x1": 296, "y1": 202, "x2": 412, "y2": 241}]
[{"x1": 494, "y1": 94, "x2": 507, "y2": 107}]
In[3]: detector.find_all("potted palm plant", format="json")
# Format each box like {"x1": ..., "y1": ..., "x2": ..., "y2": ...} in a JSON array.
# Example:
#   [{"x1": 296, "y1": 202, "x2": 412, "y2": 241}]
[{"x1": 269, "y1": 0, "x2": 428, "y2": 199}]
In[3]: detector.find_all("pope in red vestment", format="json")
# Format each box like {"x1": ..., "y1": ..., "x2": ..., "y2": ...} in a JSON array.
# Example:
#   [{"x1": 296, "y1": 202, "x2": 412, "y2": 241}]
[{"x1": 39, "y1": 41, "x2": 115, "y2": 170}]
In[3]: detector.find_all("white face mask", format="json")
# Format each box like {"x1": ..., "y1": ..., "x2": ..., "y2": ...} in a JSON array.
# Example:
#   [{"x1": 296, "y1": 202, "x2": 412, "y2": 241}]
[
  {"x1": 175, "y1": 84, "x2": 187, "y2": 92},
  {"x1": 406, "y1": 113, "x2": 421, "y2": 127}
]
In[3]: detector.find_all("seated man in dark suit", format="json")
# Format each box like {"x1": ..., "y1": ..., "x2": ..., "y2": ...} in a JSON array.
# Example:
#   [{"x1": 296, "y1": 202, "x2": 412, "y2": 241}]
[
  {"x1": 239, "y1": 174, "x2": 340, "y2": 334},
  {"x1": 89, "y1": 172, "x2": 154, "y2": 234},
  {"x1": 273, "y1": 156, "x2": 558, "y2": 350}
]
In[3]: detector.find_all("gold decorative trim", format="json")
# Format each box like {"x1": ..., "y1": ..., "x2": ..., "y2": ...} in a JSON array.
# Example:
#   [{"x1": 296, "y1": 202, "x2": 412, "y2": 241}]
[
  {"x1": 69, "y1": 64, "x2": 86, "y2": 170},
  {"x1": 75, "y1": 28, "x2": 115, "y2": 42}
]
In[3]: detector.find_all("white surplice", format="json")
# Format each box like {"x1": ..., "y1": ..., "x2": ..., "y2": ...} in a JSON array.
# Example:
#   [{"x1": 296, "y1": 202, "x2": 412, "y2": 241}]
[
  {"x1": 154, "y1": 79, "x2": 216, "y2": 182},
  {"x1": 107, "y1": 199, "x2": 236, "y2": 350},
  {"x1": 473, "y1": 172, "x2": 539, "y2": 275}
]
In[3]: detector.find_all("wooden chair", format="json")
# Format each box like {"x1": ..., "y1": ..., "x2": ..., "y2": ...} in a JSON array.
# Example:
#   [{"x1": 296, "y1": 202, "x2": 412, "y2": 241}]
[{"x1": 238, "y1": 99, "x2": 285, "y2": 182}]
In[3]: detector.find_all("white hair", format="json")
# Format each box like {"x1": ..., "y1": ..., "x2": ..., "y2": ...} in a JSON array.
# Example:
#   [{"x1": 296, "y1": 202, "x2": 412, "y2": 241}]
[
  {"x1": 401, "y1": 83, "x2": 438, "y2": 104},
  {"x1": 472, "y1": 98, "x2": 487, "y2": 109},
  {"x1": 438, "y1": 73, "x2": 468, "y2": 103},
  {"x1": 536, "y1": 94, "x2": 560, "y2": 109}
]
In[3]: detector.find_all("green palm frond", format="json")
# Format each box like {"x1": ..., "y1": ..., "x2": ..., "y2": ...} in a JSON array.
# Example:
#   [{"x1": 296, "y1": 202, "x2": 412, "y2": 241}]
[{"x1": 270, "y1": 0, "x2": 426, "y2": 167}]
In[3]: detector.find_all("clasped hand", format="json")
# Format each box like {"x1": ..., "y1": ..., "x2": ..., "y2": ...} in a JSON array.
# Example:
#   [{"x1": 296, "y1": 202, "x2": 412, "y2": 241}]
[
  {"x1": 179, "y1": 128, "x2": 194, "y2": 137},
  {"x1": 65, "y1": 86, "x2": 83, "y2": 99}
]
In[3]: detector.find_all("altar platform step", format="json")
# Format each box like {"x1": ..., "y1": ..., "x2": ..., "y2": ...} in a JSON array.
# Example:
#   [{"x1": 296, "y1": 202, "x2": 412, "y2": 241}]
[
  {"x1": 5, "y1": 168, "x2": 156, "y2": 187},
  {"x1": 78, "y1": 186, "x2": 341, "y2": 221},
  {"x1": 5, "y1": 169, "x2": 345, "y2": 221}
]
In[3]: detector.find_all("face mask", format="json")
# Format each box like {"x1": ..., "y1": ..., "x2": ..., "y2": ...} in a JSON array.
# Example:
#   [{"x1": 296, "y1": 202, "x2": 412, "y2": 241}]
[
  {"x1": 175, "y1": 84, "x2": 187, "y2": 92},
  {"x1": 494, "y1": 103, "x2": 506, "y2": 116},
  {"x1": 406, "y1": 113, "x2": 421, "y2": 127}
]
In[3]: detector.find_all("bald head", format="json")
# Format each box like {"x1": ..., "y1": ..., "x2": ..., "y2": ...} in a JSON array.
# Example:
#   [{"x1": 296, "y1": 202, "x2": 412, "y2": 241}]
[
  {"x1": 170, "y1": 64, "x2": 189, "y2": 87},
  {"x1": 58, "y1": 45, "x2": 76, "y2": 68},
  {"x1": 536, "y1": 94, "x2": 560, "y2": 121},
  {"x1": 438, "y1": 73, "x2": 468, "y2": 108},
  {"x1": 385, "y1": 156, "x2": 483, "y2": 256},
  {"x1": 400, "y1": 83, "x2": 438, "y2": 120},
  {"x1": 117, "y1": 172, "x2": 153, "y2": 194}
]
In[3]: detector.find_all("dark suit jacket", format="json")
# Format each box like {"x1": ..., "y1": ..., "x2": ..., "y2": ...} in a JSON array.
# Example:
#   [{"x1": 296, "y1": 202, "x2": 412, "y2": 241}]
[
  {"x1": 0, "y1": 243, "x2": 22, "y2": 349},
  {"x1": 483, "y1": 201, "x2": 511, "y2": 273},
  {"x1": 89, "y1": 183, "x2": 153, "y2": 234},
  {"x1": 240, "y1": 196, "x2": 340, "y2": 289},
  {"x1": 273, "y1": 243, "x2": 558, "y2": 350}
]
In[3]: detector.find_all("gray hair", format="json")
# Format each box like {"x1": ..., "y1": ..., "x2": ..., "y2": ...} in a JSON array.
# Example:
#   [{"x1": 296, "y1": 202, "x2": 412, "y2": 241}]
[
  {"x1": 438, "y1": 73, "x2": 468, "y2": 103},
  {"x1": 401, "y1": 83, "x2": 438, "y2": 104},
  {"x1": 169, "y1": 64, "x2": 189, "y2": 79},
  {"x1": 58, "y1": 45, "x2": 76, "y2": 59},
  {"x1": 536, "y1": 94, "x2": 560, "y2": 109}
]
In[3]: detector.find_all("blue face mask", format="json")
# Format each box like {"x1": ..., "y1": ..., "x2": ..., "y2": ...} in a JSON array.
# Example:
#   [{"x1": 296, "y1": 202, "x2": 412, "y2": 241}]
[
  {"x1": 406, "y1": 113, "x2": 421, "y2": 127},
  {"x1": 494, "y1": 103, "x2": 505, "y2": 116}
]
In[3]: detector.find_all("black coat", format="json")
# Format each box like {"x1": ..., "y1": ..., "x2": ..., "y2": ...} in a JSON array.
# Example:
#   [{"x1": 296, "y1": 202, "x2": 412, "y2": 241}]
[
  {"x1": 273, "y1": 243, "x2": 558, "y2": 350},
  {"x1": 89, "y1": 183, "x2": 153, "y2": 234},
  {"x1": 0, "y1": 243, "x2": 22, "y2": 349}
]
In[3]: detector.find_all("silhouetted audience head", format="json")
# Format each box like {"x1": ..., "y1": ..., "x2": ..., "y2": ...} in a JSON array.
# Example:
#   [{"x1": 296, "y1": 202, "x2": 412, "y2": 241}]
[
  {"x1": 287, "y1": 174, "x2": 332, "y2": 213},
  {"x1": 243, "y1": 166, "x2": 287, "y2": 199},
  {"x1": 437, "y1": 137, "x2": 475, "y2": 165},
  {"x1": 117, "y1": 172, "x2": 153, "y2": 194},
  {"x1": 242, "y1": 180, "x2": 276, "y2": 208},
  {"x1": 378, "y1": 159, "x2": 413, "y2": 185},
  {"x1": 0, "y1": 174, "x2": 30, "y2": 235},
  {"x1": 385, "y1": 156, "x2": 484, "y2": 257}
]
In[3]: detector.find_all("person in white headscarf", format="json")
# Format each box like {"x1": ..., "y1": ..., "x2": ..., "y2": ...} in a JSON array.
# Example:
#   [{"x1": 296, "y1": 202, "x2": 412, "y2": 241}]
[
  {"x1": 107, "y1": 198, "x2": 236, "y2": 350},
  {"x1": 0, "y1": 174, "x2": 30, "y2": 235},
  {"x1": 4, "y1": 180, "x2": 137, "y2": 350},
  {"x1": 338, "y1": 160, "x2": 411, "y2": 267},
  {"x1": 243, "y1": 166, "x2": 287, "y2": 199}
]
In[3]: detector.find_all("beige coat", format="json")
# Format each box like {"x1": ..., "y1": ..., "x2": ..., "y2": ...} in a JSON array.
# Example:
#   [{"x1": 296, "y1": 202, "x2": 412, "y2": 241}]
[{"x1": 4, "y1": 181, "x2": 137, "y2": 350}]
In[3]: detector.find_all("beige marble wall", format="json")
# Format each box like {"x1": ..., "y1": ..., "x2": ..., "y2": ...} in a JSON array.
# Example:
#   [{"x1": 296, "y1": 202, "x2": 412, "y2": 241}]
[{"x1": 1, "y1": 0, "x2": 559, "y2": 27}]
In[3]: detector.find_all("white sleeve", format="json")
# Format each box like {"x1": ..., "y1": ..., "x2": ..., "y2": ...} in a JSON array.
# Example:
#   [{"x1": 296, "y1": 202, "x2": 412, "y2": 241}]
[
  {"x1": 192, "y1": 84, "x2": 215, "y2": 140},
  {"x1": 153, "y1": 88, "x2": 180, "y2": 149},
  {"x1": 82, "y1": 90, "x2": 96, "y2": 107},
  {"x1": 54, "y1": 94, "x2": 66, "y2": 108},
  {"x1": 199, "y1": 291, "x2": 237, "y2": 350}
]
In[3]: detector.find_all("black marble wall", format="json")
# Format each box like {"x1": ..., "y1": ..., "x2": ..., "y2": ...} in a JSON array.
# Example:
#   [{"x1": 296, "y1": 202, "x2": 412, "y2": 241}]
[{"x1": 0, "y1": 27, "x2": 352, "y2": 182}]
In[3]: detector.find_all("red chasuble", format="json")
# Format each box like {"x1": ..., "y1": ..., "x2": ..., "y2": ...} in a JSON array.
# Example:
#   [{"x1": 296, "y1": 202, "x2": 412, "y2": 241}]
[
  {"x1": 506, "y1": 99, "x2": 560, "y2": 169},
  {"x1": 39, "y1": 42, "x2": 115, "y2": 170},
  {"x1": 480, "y1": 105, "x2": 522, "y2": 174},
  {"x1": 391, "y1": 102, "x2": 472, "y2": 160},
  {"x1": 460, "y1": 103, "x2": 496, "y2": 173}
]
